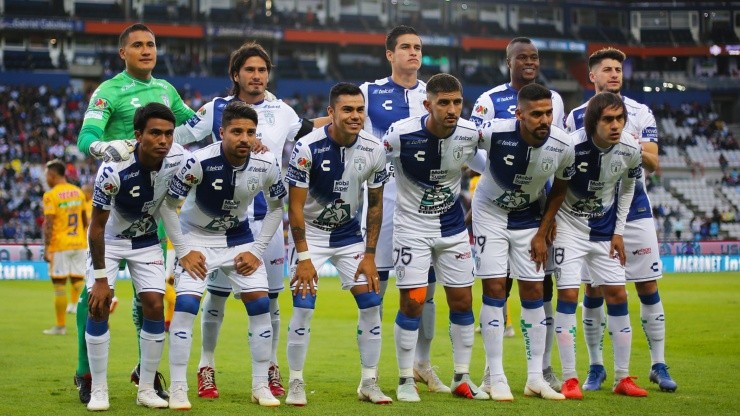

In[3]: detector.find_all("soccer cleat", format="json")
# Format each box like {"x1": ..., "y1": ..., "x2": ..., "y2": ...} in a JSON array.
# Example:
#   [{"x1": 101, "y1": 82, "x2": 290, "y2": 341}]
[
  {"x1": 451, "y1": 373, "x2": 490, "y2": 400},
  {"x1": 489, "y1": 376, "x2": 514, "y2": 401},
  {"x1": 268, "y1": 362, "x2": 285, "y2": 397},
  {"x1": 649, "y1": 363, "x2": 677, "y2": 392},
  {"x1": 524, "y1": 378, "x2": 566, "y2": 400},
  {"x1": 168, "y1": 383, "x2": 192, "y2": 410},
  {"x1": 285, "y1": 379, "x2": 307, "y2": 406},
  {"x1": 66, "y1": 303, "x2": 77, "y2": 314},
  {"x1": 414, "y1": 365, "x2": 451, "y2": 393},
  {"x1": 582, "y1": 364, "x2": 607, "y2": 391},
  {"x1": 74, "y1": 373, "x2": 92, "y2": 404},
  {"x1": 130, "y1": 365, "x2": 169, "y2": 400},
  {"x1": 613, "y1": 376, "x2": 648, "y2": 397},
  {"x1": 42, "y1": 326, "x2": 66, "y2": 335},
  {"x1": 504, "y1": 325, "x2": 516, "y2": 337},
  {"x1": 396, "y1": 377, "x2": 421, "y2": 402},
  {"x1": 136, "y1": 387, "x2": 169, "y2": 408},
  {"x1": 480, "y1": 366, "x2": 491, "y2": 394},
  {"x1": 252, "y1": 383, "x2": 281, "y2": 407},
  {"x1": 197, "y1": 366, "x2": 219, "y2": 398},
  {"x1": 561, "y1": 378, "x2": 583, "y2": 400},
  {"x1": 358, "y1": 378, "x2": 393, "y2": 404},
  {"x1": 87, "y1": 386, "x2": 110, "y2": 411},
  {"x1": 543, "y1": 366, "x2": 562, "y2": 392}
]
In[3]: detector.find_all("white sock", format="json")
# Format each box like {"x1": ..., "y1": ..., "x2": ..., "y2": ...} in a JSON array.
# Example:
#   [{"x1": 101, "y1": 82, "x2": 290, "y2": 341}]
[
  {"x1": 449, "y1": 311, "x2": 474, "y2": 375},
  {"x1": 139, "y1": 327, "x2": 165, "y2": 389},
  {"x1": 582, "y1": 297, "x2": 606, "y2": 366},
  {"x1": 169, "y1": 310, "x2": 197, "y2": 383},
  {"x1": 269, "y1": 296, "x2": 280, "y2": 365},
  {"x1": 607, "y1": 305, "x2": 632, "y2": 381},
  {"x1": 248, "y1": 312, "x2": 272, "y2": 387},
  {"x1": 287, "y1": 307, "x2": 313, "y2": 373},
  {"x1": 480, "y1": 298, "x2": 505, "y2": 377},
  {"x1": 542, "y1": 300, "x2": 554, "y2": 369},
  {"x1": 640, "y1": 300, "x2": 666, "y2": 365},
  {"x1": 86, "y1": 330, "x2": 110, "y2": 389},
  {"x1": 520, "y1": 302, "x2": 546, "y2": 381},
  {"x1": 358, "y1": 305, "x2": 382, "y2": 369},
  {"x1": 555, "y1": 309, "x2": 578, "y2": 380},
  {"x1": 394, "y1": 315, "x2": 419, "y2": 379},
  {"x1": 416, "y1": 283, "x2": 435, "y2": 364},
  {"x1": 199, "y1": 292, "x2": 227, "y2": 369}
]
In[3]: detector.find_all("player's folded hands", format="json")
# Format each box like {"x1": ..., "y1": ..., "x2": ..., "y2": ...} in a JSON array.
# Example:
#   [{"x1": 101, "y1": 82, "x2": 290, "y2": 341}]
[{"x1": 180, "y1": 250, "x2": 207, "y2": 280}]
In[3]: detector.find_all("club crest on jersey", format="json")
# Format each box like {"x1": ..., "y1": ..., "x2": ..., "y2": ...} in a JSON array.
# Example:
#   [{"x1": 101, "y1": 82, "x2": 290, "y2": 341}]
[
  {"x1": 354, "y1": 156, "x2": 366, "y2": 172},
  {"x1": 452, "y1": 145, "x2": 463, "y2": 160},
  {"x1": 541, "y1": 157, "x2": 554, "y2": 173},
  {"x1": 314, "y1": 198, "x2": 351, "y2": 230},
  {"x1": 161, "y1": 95, "x2": 170, "y2": 107},
  {"x1": 264, "y1": 111, "x2": 275, "y2": 126},
  {"x1": 246, "y1": 177, "x2": 259, "y2": 193},
  {"x1": 610, "y1": 160, "x2": 622, "y2": 174}
]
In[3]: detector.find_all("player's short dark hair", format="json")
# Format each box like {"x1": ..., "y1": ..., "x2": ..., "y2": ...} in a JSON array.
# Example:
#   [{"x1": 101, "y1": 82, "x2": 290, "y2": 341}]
[
  {"x1": 228, "y1": 42, "x2": 273, "y2": 97},
  {"x1": 506, "y1": 37, "x2": 534, "y2": 60},
  {"x1": 386, "y1": 25, "x2": 420, "y2": 51},
  {"x1": 588, "y1": 47, "x2": 626, "y2": 70},
  {"x1": 221, "y1": 101, "x2": 258, "y2": 128},
  {"x1": 329, "y1": 82, "x2": 364, "y2": 108},
  {"x1": 133, "y1": 102, "x2": 176, "y2": 133},
  {"x1": 119, "y1": 23, "x2": 154, "y2": 48},
  {"x1": 584, "y1": 92, "x2": 628, "y2": 138},
  {"x1": 45, "y1": 159, "x2": 66, "y2": 177},
  {"x1": 518, "y1": 83, "x2": 551, "y2": 104},
  {"x1": 426, "y1": 73, "x2": 462, "y2": 96}
]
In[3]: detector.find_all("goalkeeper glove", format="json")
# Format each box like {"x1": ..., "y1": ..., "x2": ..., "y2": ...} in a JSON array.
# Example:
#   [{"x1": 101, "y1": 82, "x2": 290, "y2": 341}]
[{"x1": 89, "y1": 140, "x2": 136, "y2": 162}]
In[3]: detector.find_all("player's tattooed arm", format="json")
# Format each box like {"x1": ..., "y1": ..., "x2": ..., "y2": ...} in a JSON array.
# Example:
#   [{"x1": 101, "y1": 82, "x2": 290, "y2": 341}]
[
  {"x1": 364, "y1": 185, "x2": 384, "y2": 254},
  {"x1": 288, "y1": 185, "x2": 318, "y2": 298}
]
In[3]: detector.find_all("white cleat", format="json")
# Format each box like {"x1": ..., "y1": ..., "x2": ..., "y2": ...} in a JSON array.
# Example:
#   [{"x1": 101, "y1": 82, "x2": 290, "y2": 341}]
[
  {"x1": 66, "y1": 303, "x2": 77, "y2": 314},
  {"x1": 396, "y1": 378, "x2": 421, "y2": 402},
  {"x1": 42, "y1": 326, "x2": 66, "y2": 335},
  {"x1": 87, "y1": 386, "x2": 110, "y2": 411},
  {"x1": 136, "y1": 387, "x2": 168, "y2": 408},
  {"x1": 414, "y1": 365, "x2": 451, "y2": 393},
  {"x1": 490, "y1": 377, "x2": 514, "y2": 402},
  {"x1": 285, "y1": 379, "x2": 307, "y2": 406},
  {"x1": 358, "y1": 378, "x2": 392, "y2": 404},
  {"x1": 480, "y1": 366, "x2": 491, "y2": 394},
  {"x1": 543, "y1": 366, "x2": 563, "y2": 392},
  {"x1": 168, "y1": 383, "x2": 192, "y2": 410},
  {"x1": 524, "y1": 378, "x2": 566, "y2": 400},
  {"x1": 252, "y1": 383, "x2": 281, "y2": 407},
  {"x1": 450, "y1": 374, "x2": 490, "y2": 400}
]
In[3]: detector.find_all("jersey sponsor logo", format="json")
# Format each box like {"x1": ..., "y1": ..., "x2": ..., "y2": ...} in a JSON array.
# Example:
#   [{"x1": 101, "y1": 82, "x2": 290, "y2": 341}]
[
  {"x1": 632, "y1": 247, "x2": 652, "y2": 256},
  {"x1": 613, "y1": 149, "x2": 632, "y2": 157},
  {"x1": 628, "y1": 165, "x2": 643, "y2": 179},
  {"x1": 165, "y1": 161, "x2": 180, "y2": 169},
  {"x1": 587, "y1": 180, "x2": 605, "y2": 191},
  {"x1": 119, "y1": 214, "x2": 157, "y2": 238},
  {"x1": 474, "y1": 104, "x2": 489, "y2": 115},
  {"x1": 419, "y1": 185, "x2": 454, "y2": 214},
  {"x1": 572, "y1": 197, "x2": 605, "y2": 216},
  {"x1": 206, "y1": 165, "x2": 223, "y2": 171},
  {"x1": 372, "y1": 88, "x2": 395, "y2": 94},
  {"x1": 541, "y1": 156, "x2": 554, "y2": 172},
  {"x1": 545, "y1": 145, "x2": 564, "y2": 153},
  {"x1": 248, "y1": 166, "x2": 268, "y2": 173},
  {"x1": 269, "y1": 181, "x2": 287, "y2": 198},
  {"x1": 494, "y1": 189, "x2": 530, "y2": 210},
  {"x1": 353, "y1": 156, "x2": 366, "y2": 172},
  {"x1": 141, "y1": 200, "x2": 156, "y2": 212},
  {"x1": 285, "y1": 166, "x2": 307, "y2": 184},
  {"x1": 84, "y1": 111, "x2": 104, "y2": 120},
  {"x1": 333, "y1": 179, "x2": 350, "y2": 192},
  {"x1": 497, "y1": 140, "x2": 518, "y2": 147},
  {"x1": 610, "y1": 160, "x2": 623, "y2": 174},
  {"x1": 576, "y1": 150, "x2": 590, "y2": 156},
  {"x1": 430, "y1": 169, "x2": 447, "y2": 181},
  {"x1": 222, "y1": 199, "x2": 240, "y2": 210},
  {"x1": 120, "y1": 81, "x2": 135, "y2": 92},
  {"x1": 564, "y1": 165, "x2": 576, "y2": 178},
  {"x1": 314, "y1": 198, "x2": 351, "y2": 230},
  {"x1": 643, "y1": 126, "x2": 658, "y2": 139},
  {"x1": 374, "y1": 169, "x2": 389, "y2": 183},
  {"x1": 513, "y1": 174, "x2": 533, "y2": 185},
  {"x1": 123, "y1": 171, "x2": 140, "y2": 181},
  {"x1": 185, "y1": 114, "x2": 200, "y2": 128},
  {"x1": 206, "y1": 214, "x2": 240, "y2": 231},
  {"x1": 92, "y1": 98, "x2": 109, "y2": 110},
  {"x1": 495, "y1": 95, "x2": 515, "y2": 103},
  {"x1": 314, "y1": 146, "x2": 331, "y2": 154},
  {"x1": 356, "y1": 144, "x2": 375, "y2": 152},
  {"x1": 452, "y1": 145, "x2": 464, "y2": 160},
  {"x1": 92, "y1": 189, "x2": 109, "y2": 206}
]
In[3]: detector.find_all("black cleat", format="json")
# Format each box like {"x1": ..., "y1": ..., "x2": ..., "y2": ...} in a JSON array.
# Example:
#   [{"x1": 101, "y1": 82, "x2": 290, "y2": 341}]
[
  {"x1": 131, "y1": 364, "x2": 169, "y2": 400},
  {"x1": 74, "y1": 373, "x2": 92, "y2": 404}
]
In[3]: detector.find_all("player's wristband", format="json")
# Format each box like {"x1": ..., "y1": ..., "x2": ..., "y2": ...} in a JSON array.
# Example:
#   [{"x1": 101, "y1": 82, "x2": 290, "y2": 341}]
[
  {"x1": 94, "y1": 269, "x2": 107, "y2": 280},
  {"x1": 297, "y1": 251, "x2": 311, "y2": 262}
]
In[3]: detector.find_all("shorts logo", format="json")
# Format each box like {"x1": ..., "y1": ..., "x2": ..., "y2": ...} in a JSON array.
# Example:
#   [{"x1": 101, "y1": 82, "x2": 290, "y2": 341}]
[
  {"x1": 632, "y1": 247, "x2": 651, "y2": 256},
  {"x1": 554, "y1": 248, "x2": 564, "y2": 265},
  {"x1": 269, "y1": 257, "x2": 284, "y2": 265},
  {"x1": 455, "y1": 251, "x2": 471, "y2": 260},
  {"x1": 651, "y1": 262, "x2": 659, "y2": 272},
  {"x1": 395, "y1": 266, "x2": 405, "y2": 281},
  {"x1": 353, "y1": 252, "x2": 364, "y2": 261}
]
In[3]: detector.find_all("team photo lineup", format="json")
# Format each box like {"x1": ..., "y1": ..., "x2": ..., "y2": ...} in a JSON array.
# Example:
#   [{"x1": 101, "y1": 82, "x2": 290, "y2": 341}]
[{"x1": 14, "y1": 3, "x2": 740, "y2": 412}]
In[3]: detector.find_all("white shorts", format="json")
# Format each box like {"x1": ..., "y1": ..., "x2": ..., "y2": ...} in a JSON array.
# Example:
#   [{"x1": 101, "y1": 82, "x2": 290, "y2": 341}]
[
  {"x1": 250, "y1": 219, "x2": 286, "y2": 293},
  {"x1": 623, "y1": 218, "x2": 662, "y2": 283},
  {"x1": 175, "y1": 243, "x2": 268, "y2": 297},
  {"x1": 50, "y1": 249, "x2": 86, "y2": 278},
  {"x1": 393, "y1": 231, "x2": 474, "y2": 289},
  {"x1": 472, "y1": 203, "x2": 542, "y2": 281},
  {"x1": 165, "y1": 249, "x2": 176, "y2": 279},
  {"x1": 552, "y1": 232, "x2": 625, "y2": 289},
  {"x1": 86, "y1": 243, "x2": 165, "y2": 294},
  {"x1": 287, "y1": 240, "x2": 369, "y2": 291}
]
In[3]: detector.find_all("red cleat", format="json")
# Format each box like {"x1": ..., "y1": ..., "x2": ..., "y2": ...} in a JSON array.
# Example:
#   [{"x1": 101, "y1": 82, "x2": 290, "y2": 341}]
[
  {"x1": 197, "y1": 366, "x2": 220, "y2": 398},
  {"x1": 561, "y1": 378, "x2": 584, "y2": 400},
  {"x1": 613, "y1": 376, "x2": 648, "y2": 397},
  {"x1": 268, "y1": 363, "x2": 285, "y2": 397}
]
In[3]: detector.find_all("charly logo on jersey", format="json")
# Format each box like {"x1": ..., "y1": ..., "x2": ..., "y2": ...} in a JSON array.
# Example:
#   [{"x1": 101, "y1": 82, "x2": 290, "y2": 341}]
[
  {"x1": 333, "y1": 179, "x2": 350, "y2": 192},
  {"x1": 610, "y1": 160, "x2": 623, "y2": 174},
  {"x1": 419, "y1": 185, "x2": 454, "y2": 214},
  {"x1": 314, "y1": 198, "x2": 351, "y2": 230},
  {"x1": 161, "y1": 95, "x2": 170, "y2": 107},
  {"x1": 541, "y1": 157, "x2": 554, "y2": 173},
  {"x1": 206, "y1": 214, "x2": 240, "y2": 231},
  {"x1": 264, "y1": 111, "x2": 275, "y2": 126},
  {"x1": 572, "y1": 196, "x2": 604, "y2": 215},
  {"x1": 119, "y1": 215, "x2": 156, "y2": 238},
  {"x1": 495, "y1": 189, "x2": 530, "y2": 210},
  {"x1": 452, "y1": 145, "x2": 464, "y2": 161},
  {"x1": 353, "y1": 156, "x2": 366, "y2": 172},
  {"x1": 430, "y1": 169, "x2": 448, "y2": 181}
]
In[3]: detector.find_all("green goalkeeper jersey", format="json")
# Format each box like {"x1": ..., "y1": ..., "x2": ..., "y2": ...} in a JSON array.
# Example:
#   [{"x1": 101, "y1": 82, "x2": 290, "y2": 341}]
[{"x1": 77, "y1": 70, "x2": 196, "y2": 155}]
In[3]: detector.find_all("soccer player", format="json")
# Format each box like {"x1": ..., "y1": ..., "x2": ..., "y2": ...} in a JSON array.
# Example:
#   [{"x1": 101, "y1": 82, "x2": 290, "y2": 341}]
[
  {"x1": 384, "y1": 73, "x2": 485, "y2": 402},
  {"x1": 74, "y1": 23, "x2": 196, "y2": 403},
  {"x1": 84, "y1": 103, "x2": 200, "y2": 411},
  {"x1": 284, "y1": 82, "x2": 391, "y2": 406},
  {"x1": 175, "y1": 41, "x2": 312, "y2": 399},
  {"x1": 357, "y1": 25, "x2": 448, "y2": 392},
  {"x1": 565, "y1": 47, "x2": 677, "y2": 392},
  {"x1": 469, "y1": 36, "x2": 565, "y2": 392},
  {"x1": 165, "y1": 102, "x2": 285, "y2": 409},
  {"x1": 540, "y1": 92, "x2": 647, "y2": 399},
  {"x1": 474, "y1": 83, "x2": 573, "y2": 401},
  {"x1": 42, "y1": 159, "x2": 88, "y2": 336}
]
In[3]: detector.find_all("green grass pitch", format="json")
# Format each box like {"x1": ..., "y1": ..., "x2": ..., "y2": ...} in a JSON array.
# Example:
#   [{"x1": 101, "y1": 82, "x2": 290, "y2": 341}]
[{"x1": 1, "y1": 272, "x2": 738, "y2": 415}]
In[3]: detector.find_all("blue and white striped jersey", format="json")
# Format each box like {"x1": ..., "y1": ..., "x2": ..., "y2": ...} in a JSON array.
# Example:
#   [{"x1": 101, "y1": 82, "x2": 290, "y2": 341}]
[
  {"x1": 557, "y1": 129, "x2": 642, "y2": 241},
  {"x1": 384, "y1": 115, "x2": 478, "y2": 238},
  {"x1": 92, "y1": 143, "x2": 188, "y2": 249},
  {"x1": 477, "y1": 119, "x2": 575, "y2": 229},
  {"x1": 470, "y1": 83, "x2": 565, "y2": 129},
  {"x1": 167, "y1": 142, "x2": 286, "y2": 248},
  {"x1": 176, "y1": 94, "x2": 301, "y2": 220},
  {"x1": 285, "y1": 126, "x2": 388, "y2": 248},
  {"x1": 565, "y1": 95, "x2": 658, "y2": 223}
]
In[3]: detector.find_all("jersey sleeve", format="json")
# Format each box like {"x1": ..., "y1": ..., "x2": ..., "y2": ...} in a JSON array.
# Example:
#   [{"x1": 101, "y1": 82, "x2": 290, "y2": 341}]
[
  {"x1": 285, "y1": 140, "x2": 312, "y2": 188},
  {"x1": 626, "y1": 148, "x2": 644, "y2": 180},
  {"x1": 551, "y1": 91, "x2": 566, "y2": 129},
  {"x1": 92, "y1": 164, "x2": 120, "y2": 210},
  {"x1": 42, "y1": 191, "x2": 56, "y2": 216},
  {"x1": 470, "y1": 93, "x2": 493, "y2": 127},
  {"x1": 78, "y1": 86, "x2": 116, "y2": 153},
  {"x1": 564, "y1": 110, "x2": 576, "y2": 133},
  {"x1": 283, "y1": 104, "x2": 303, "y2": 142},
  {"x1": 477, "y1": 121, "x2": 494, "y2": 153},
  {"x1": 168, "y1": 155, "x2": 202, "y2": 200},
  {"x1": 556, "y1": 144, "x2": 576, "y2": 181},
  {"x1": 367, "y1": 146, "x2": 389, "y2": 189},
  {"x1": 166, "y1": 82, "x2": 196, "y2": 126},
  {"x1": 381, "y1": 125, "x2": 400, "y2": 159},
  {"x1": 175, "y1": 101, "x2": 215, "y2": 145},
  {"x1": 637, "y1": 106, "x2": 658, "y2": 144},
  {"x1": 265, "y1": 156, "x2": 288, "y2": 201}
]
